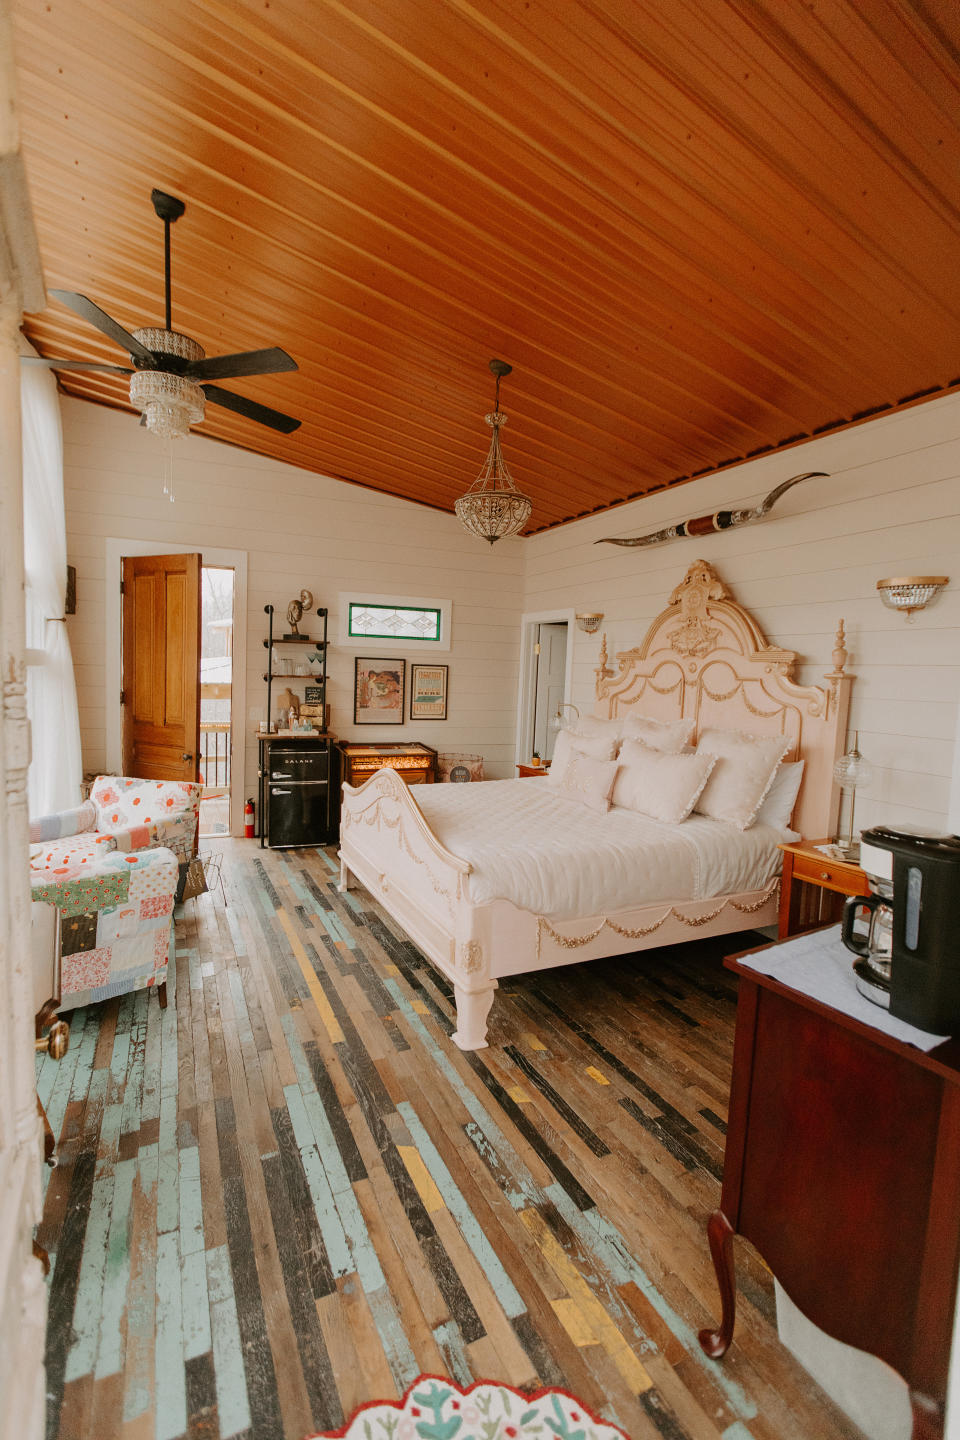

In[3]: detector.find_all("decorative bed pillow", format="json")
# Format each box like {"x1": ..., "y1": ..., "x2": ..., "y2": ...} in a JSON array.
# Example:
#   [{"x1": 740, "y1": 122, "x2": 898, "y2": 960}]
[
  {"x1": 694, "y1": 728, "x2": 791, "y2": 829},
  {"x1": 754, "y1": 759, "x2": 805, "y2": 832},
  {"x1": 619, "y1": 714, "x2": 695, "y2": 754},
  {"x1": 612, "y1": 740, "x2": 716, "y2": 823},
  {"x1": 556, "y1": 754, "x2": 620, "y2": 814},
  {"x1": 569, "y1": 714, "x2": 621, "y2": 741},
  {"x1": 549, "y1": 728, "x2": 618, "y2": 785}
]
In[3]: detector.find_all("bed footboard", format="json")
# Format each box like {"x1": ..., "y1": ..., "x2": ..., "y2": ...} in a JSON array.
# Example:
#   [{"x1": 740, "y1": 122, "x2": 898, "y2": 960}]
[{"x1": 338, "y1": 767, "x2": 499, "y2": 1048}]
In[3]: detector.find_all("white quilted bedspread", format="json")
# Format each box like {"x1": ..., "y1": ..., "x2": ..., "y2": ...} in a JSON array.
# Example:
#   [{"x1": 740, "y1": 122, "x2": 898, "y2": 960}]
[{"x1": 413, "y1": 778, "x2": 783, "y2": 920}]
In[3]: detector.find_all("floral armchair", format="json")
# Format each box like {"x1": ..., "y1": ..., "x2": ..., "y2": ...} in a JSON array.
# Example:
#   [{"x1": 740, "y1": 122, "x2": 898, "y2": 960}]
[
  {"x1": 30, "y1": 776, "x2": 202, "y2": 873},
  {"x1": 28, "y1": 777, "x2": 202, "y2": 1013}
]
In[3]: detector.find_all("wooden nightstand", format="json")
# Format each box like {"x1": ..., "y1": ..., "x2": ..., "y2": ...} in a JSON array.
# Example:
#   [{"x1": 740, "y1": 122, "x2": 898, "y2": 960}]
[
  {"x1": 777, "y1": 838, "x2": 871, "y2": 940},
  {"x1": 516, "y1": 763, "x2": 550, "y2": 778}
]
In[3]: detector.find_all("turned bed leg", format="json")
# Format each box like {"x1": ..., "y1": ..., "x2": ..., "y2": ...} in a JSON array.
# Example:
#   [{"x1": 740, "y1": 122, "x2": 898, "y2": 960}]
[
  {"x1": 699, "y1": 1209, "x2": 737, "y2": 1357},
  {"x1": 338, "y1": 855, "x2": 352, "y2": 893},
  {"x1": 451, "y1": 984, "x2": 496, "y2": 1050}
]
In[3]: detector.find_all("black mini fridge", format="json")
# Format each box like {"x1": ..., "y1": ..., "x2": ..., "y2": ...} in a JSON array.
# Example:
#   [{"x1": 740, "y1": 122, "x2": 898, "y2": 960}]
[{"x1": 260, "y1": 740, "x2": 336, "y2": 847}]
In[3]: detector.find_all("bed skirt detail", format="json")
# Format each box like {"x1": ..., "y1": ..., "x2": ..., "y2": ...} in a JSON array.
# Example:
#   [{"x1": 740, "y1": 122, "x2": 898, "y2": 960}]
[{"x1": 535, "y1": 878, "x2": 780, "y2": 960}]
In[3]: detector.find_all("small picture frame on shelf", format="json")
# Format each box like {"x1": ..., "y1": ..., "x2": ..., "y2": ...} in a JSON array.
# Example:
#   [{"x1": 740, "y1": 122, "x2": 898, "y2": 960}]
[
  {"x1": 354, "y1": 657, "x2": 405, "y2": 725},
  {"x1": 410, "y1": 663, "x2": 448, "y2": 721}
]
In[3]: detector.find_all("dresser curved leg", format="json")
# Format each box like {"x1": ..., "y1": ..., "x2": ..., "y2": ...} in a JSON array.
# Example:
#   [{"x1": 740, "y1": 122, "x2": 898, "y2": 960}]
[
  {"x1": 909, "y1": 1389, "x2": 942, "y2": 1440},
  {"x1": 699, "y1": 1209, "x2": 736, "y2": 1358}
]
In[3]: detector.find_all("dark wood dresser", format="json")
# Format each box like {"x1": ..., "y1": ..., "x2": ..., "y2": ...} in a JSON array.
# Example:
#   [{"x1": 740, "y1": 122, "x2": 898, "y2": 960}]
[{"x1": 700, "y1": 947, "x2": 960, "y2": 1439}]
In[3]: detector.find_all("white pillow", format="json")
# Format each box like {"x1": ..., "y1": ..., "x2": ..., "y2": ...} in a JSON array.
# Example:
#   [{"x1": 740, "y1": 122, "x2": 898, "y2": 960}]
[
  {"x1": 613, "y1": 741, "x2": 717, "y2": 823},
  {"x1": 694, "y1": 728, "x2": 791, "y2": 829},
  {"x1": 556, "y1": 754, "x2": 619, "y2": 814},
  {"x1": 620, "y1": 714, "x2": 695, "y2": 754},
  {"x1": 569, "y1": 714, "x2": 621, "y2": 741},
  {"x1": 754, "y1": 759, "x2": 804, "y2": 833},
  {"x1": 548, "y1": 728, "x2": 618, "y2": 786}
]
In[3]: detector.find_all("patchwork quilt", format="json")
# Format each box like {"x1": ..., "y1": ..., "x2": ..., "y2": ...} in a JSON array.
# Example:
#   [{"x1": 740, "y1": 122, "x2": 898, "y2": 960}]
[{"x1": 31, "y1": 846, "x2": 177, "y2": 1009}]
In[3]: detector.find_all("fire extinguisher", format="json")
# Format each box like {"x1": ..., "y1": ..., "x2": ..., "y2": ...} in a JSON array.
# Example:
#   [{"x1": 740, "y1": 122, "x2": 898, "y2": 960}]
[{"x1": 244, "y1": 798, "x2": 255, "y2": 839}]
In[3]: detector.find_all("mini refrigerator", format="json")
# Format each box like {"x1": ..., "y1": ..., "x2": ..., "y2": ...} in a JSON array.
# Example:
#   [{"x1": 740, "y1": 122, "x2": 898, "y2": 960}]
[{"x1": 264, "y1": 742, "x2": 333, "y2": 847}]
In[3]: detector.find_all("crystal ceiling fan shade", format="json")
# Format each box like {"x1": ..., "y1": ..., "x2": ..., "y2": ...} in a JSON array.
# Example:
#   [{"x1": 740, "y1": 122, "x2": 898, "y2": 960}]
[{"x1": 455, "y1": 359, "x2": 532, "y2": 544}]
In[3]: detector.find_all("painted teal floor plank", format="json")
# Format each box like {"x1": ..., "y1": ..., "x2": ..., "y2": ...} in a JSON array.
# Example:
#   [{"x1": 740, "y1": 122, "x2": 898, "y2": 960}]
[{"x1": 206, "y1": 1245, "x2": 252, "y2": 1438}]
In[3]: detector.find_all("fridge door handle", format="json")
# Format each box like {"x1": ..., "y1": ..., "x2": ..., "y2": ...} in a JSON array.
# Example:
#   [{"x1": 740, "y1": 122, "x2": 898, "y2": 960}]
[
  {"x1": 271, "y1": 787, "x2": 292, "y2": 795},
  {"x1": 271, "y1": 771, "x2": 294, "y2": 779}
]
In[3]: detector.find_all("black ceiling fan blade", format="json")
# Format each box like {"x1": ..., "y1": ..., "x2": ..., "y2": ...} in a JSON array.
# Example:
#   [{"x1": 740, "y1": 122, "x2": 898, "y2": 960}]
[
  {"x1": 21, "y1": 356, "x2": 133, "y2": 374},
  {"x1": 49, "y1": 290, "x2": 156, "y2": 363},
  {"x1": 186, "y1": 347, "x2": 298, "y2": 381},
  {"x1": 202, "y1": 384, "x2": 301, "y2": 433}
]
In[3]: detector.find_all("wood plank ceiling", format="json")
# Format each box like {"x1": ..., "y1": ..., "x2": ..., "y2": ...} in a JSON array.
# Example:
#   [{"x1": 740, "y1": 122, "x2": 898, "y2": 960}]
[{"x1": 12, "y1": 0, "x2": 960, "y2": 534}]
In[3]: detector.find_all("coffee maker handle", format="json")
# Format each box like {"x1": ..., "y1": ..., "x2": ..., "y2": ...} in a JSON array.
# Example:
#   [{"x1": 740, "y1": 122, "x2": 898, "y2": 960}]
[{"x1": 841, "y1": 893, "x2": 881, "y2": 958}]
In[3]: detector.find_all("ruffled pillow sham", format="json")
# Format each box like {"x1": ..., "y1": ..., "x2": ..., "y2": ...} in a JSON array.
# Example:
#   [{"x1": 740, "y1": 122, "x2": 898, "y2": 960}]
[
  {"x1": 612, "y1": 740, "x2": 716, "y2": 823},
  {"x1": 694, "y1": 727, "x2": 791, "y2": 829}
]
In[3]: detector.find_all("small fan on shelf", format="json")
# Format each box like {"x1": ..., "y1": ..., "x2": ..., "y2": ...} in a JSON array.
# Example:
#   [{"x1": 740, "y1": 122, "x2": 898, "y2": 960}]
[{"x1": 23, "y1": 188, "x2": 301, "y2": 438}]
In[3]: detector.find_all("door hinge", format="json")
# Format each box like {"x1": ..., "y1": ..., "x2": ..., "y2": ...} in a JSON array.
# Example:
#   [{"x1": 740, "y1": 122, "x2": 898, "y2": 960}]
[
  {"x1": 120, "y1": 689, "x2": 126, "y2": 705},
  {"x1": 120, "y1": 579, "x2": 125, "y2": 595},
  {"x1": 533, "y1": 642, "x2": 541, "y2": 655}
]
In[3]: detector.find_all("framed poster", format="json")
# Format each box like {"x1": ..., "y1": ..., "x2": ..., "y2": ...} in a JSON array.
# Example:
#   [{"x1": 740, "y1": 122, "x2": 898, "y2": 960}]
[
  {"x1": 410, "y1": 663, "x2": 448, "y2": 721},
  {"x1": 354, "y1": 657, "x2": 405, "y2": 725}
]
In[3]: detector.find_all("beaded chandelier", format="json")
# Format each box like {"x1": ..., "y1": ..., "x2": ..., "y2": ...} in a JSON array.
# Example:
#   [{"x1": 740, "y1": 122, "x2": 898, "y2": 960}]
[{"x1": 454, "y1": 359, "x2": 532, "y2": 544}]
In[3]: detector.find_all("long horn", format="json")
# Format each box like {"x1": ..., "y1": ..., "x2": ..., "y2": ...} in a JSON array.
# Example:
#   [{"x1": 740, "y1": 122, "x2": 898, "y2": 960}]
[{"x1": 596, "y1": 470, "x2": 829, "y2": 547}]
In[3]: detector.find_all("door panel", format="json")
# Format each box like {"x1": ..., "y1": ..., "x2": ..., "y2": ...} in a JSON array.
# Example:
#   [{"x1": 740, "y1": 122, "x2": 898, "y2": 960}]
[
  {"x1": 122, "y1": 553, "x2": 201, "y2": 781},
  {"x1": 533, "y1": 622, "x2": 568, "y2": 760}
]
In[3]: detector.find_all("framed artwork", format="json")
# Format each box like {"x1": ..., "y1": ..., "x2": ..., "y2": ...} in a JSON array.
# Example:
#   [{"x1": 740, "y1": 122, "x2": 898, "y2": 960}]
[
  {"x1": 410, "y1": 663, "x2": 448, "y2": 721},
  {"x1": 354, "y1": 657, "x2": 405, "y2": 725}
]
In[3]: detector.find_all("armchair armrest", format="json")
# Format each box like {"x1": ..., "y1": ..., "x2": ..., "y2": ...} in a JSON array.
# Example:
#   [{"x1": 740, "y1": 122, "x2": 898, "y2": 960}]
[{"x1": 29, "y1": 800, "x2": 96, "y2": 845}]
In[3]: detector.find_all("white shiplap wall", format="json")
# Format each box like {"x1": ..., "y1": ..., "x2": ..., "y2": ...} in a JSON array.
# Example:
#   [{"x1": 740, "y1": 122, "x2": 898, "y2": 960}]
[
  {"x1": 524, "y1": 393, "x2": 960, "y2": 836},
  {"x1": 60, "y1": 398, "x2": 525, "y2": 814}
]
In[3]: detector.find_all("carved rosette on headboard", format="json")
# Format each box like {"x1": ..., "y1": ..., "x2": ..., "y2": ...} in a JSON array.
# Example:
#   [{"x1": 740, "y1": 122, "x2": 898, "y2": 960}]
[{"x1": 595, "y1": 560, "x2": 851, "y2": 840}]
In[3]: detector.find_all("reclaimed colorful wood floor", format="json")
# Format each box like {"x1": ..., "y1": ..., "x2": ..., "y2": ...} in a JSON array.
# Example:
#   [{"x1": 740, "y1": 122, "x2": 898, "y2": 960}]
[{"x1": 37, "y1": 840, "x2": 864, "y2": 1440}]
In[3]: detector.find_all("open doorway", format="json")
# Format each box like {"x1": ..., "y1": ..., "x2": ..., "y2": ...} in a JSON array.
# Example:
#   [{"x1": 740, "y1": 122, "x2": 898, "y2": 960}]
[
  {"x1": 516, "y1": 609, "x2": 575, "y2": 768},
  {"x1": 199, "y1": 566, "x2": 234, "y2": 837}
]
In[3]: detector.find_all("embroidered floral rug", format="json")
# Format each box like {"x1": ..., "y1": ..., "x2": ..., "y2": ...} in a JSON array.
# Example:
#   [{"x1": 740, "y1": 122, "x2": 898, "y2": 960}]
[{"x1": 312, "y1": 1376, "x2": 629, "y2": 1440}]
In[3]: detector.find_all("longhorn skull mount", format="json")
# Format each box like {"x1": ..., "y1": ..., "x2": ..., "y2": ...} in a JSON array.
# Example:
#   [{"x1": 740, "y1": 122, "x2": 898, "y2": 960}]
[{"x1": 597, "y1": 471, "x2": 829, "y2": 548}]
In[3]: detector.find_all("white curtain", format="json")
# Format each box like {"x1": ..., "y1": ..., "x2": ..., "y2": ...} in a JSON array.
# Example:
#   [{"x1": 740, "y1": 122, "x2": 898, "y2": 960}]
[{"x1": 21, "y1": 346, "x2": 82, "y2": 816}]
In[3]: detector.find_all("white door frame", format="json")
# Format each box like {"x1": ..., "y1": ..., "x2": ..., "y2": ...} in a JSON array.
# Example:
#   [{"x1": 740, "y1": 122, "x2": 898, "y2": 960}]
[
  {"x1": 104, "y1": 539, "x2": 248, "y2": 836},
  {"x1": 515, "y1": 608, "x2": 575, "y2": 767}
]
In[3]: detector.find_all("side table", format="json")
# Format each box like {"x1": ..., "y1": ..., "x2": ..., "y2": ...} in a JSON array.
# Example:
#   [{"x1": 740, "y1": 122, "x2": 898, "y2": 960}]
[
  {"x1": 777, "y1": 838, "x2": 870, "y2": 939},
  {"x1": 516, "y1": 763, "x2": 550, "y2": 778}
]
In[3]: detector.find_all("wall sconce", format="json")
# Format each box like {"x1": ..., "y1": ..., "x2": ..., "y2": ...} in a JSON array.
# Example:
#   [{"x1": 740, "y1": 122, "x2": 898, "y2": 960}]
[
  {"x1": 550, "y1": 702, "x2": 581, "y2": 731},
  {"x1": 876, "y1": 575, "x2": 948, "y2": 621},
  {"x1": 576, "y1": 613, "x2": 604, "y2": 633}
]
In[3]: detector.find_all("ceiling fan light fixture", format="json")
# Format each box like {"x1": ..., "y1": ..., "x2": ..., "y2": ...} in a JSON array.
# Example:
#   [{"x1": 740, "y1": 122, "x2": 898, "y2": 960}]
[
  {"x1": 128, "y1": 327, "x2": 205, "y2": 438},
  {"x1": 455, "y1": 359, "x2": 532, "y2": 545}
]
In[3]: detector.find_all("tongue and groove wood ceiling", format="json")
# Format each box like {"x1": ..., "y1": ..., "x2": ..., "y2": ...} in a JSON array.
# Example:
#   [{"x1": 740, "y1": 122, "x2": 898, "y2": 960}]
[{"x1": 12, "y1": 0, "x2": 960, "y2": 534}]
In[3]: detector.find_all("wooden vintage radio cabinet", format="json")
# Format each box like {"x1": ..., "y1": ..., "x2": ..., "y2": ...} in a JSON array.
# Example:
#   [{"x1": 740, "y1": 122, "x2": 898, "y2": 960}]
[{"x1": 338, "y1": 741, "x2": 438, "y2": 788}]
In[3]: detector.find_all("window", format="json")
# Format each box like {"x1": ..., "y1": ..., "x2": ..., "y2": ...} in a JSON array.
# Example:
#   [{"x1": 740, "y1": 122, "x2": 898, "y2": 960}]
[
  {"x1": 347, "y1": 602, "x2": 441, "y2": 643},
  {"x1": 339, "y1": 593, "x2": 451, "y2": 651}
]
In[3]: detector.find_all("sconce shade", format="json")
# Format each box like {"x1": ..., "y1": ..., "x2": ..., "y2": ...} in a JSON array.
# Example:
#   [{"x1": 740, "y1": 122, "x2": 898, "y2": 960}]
[
  {"x1": 576, "y1": 613, "x2": 604, "y2": 633},
  {"x1": 876, "y1": 576, "x2": 948, "y2": 618}
]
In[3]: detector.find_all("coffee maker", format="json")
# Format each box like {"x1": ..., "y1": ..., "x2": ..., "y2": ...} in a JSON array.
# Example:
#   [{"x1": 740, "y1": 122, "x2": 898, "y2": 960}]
[{"x1": 842, "y1": 825, "x2": 960, "y2": 1032}]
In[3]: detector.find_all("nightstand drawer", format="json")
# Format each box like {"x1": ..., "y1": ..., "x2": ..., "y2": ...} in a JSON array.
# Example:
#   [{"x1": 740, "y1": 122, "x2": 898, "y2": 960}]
[{"x1": 790, "y1": 851, "x2": 870, "y2": 896}]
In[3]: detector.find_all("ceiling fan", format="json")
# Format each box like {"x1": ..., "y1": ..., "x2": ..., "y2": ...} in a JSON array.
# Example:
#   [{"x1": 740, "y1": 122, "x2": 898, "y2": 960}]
[{"x1": 24, "y1": 188, "x2": 301, "y2": 436}]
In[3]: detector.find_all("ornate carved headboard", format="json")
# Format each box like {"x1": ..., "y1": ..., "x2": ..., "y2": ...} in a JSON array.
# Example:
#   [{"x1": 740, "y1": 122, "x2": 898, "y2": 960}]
[{"x1": 595, "y1": 560, "x2": 851, "y2": 840}]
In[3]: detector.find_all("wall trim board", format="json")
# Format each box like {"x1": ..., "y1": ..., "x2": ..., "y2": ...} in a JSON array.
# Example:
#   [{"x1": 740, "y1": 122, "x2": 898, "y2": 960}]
[{"x1": 104, "y1": 538, "x2": 248, "y2": 836}]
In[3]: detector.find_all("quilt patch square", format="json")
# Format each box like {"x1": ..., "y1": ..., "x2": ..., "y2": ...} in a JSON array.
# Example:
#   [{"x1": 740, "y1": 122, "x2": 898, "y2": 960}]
[
  {"x1": 61, "y1": 911, "x2": 98, "y2": 955},
  {"x1": 140, "y1": 894, "x2": 173, "y2": 919},
  {"x1": 62, "y1": 946, "x2": 112, "y2": 993}
]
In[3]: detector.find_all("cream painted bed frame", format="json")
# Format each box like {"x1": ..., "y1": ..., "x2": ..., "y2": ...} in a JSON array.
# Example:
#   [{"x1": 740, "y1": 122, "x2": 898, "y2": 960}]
[{"x1": 338, "y1": 561, "x2": 851, "y2": 1049}]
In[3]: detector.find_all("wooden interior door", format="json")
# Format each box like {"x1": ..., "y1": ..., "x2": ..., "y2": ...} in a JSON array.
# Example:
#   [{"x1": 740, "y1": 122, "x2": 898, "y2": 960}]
[{"x1": 121, "y1": 553, "x2": 201, "y2": 780}]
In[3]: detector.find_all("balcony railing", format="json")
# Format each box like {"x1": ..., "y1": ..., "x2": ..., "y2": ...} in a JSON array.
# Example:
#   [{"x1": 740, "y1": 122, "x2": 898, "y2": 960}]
[{"x1": 199, "y1": 721, "x2": 231, "y2": 791}]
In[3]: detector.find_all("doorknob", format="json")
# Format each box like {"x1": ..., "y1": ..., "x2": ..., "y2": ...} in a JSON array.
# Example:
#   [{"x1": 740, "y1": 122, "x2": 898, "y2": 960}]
[{"x1": 181, "y1": 753, "x2": 194, "y2": 762}]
